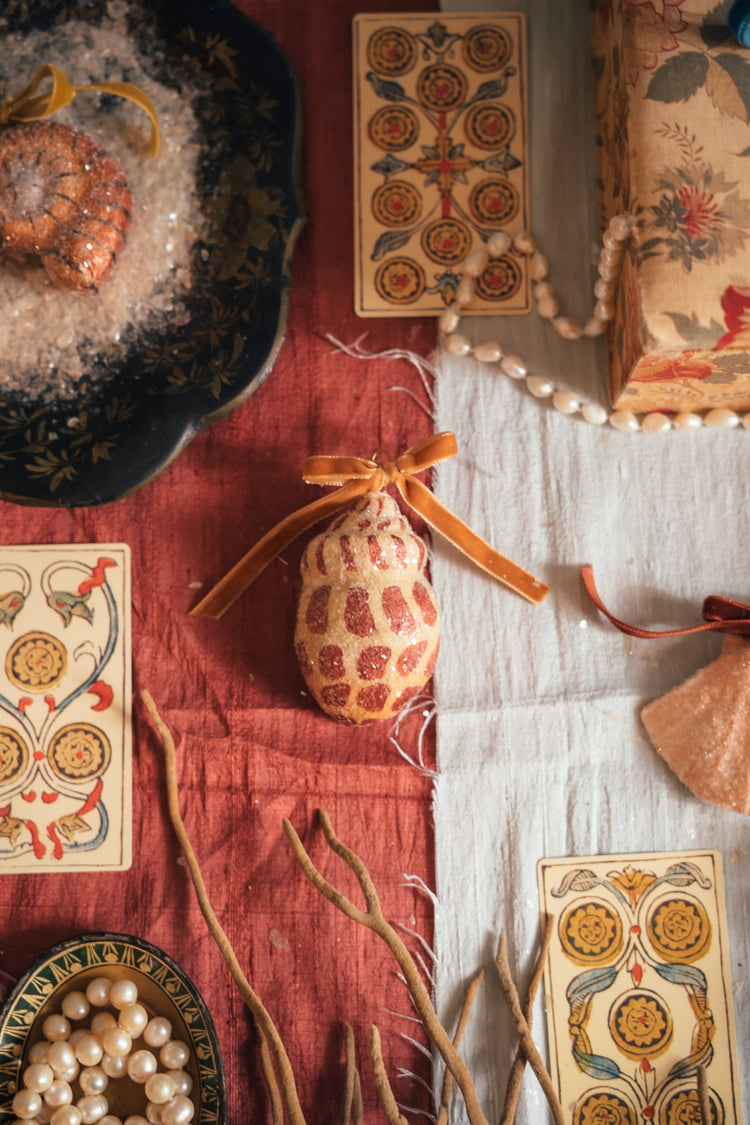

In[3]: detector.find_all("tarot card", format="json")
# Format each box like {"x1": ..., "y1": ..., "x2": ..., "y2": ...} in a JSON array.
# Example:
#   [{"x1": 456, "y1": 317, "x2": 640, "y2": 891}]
[
  {"x1": 0, "y1": 544, "x2": 131, "y2": 873},
  {"x1": 537, "y1": 850, "x2": 743, "y2": 1124},
  {"x1": 353, "y1": 12, "x2": 530, "y2": 317}
]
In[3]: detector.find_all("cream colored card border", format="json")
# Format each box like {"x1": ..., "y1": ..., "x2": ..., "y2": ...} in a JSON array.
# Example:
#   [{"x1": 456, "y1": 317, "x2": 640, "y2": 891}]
[
  {"x1": 353, "y1": 12, "x2": 530, "y2": 317},
  {"x1": 538, "y1": 850, "x2": 742, "y2": 1124},
  {"x1": 0, "y1": 544, "x2": 131, "y2": 873}
]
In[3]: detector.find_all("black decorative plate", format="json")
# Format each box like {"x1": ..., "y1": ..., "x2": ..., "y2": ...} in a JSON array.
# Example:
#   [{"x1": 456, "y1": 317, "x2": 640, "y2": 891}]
[
  {"x1": 0, "y1": 932, "x2": 227, "y2": 1125},
  {"x1": 0, "y1": 0, "x2": 305, "y2": 507}
]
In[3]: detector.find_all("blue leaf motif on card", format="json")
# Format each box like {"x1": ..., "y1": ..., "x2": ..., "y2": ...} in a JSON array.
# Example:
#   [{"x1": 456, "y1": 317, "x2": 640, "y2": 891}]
[
  {"x1": 654, "y1": 961, "x2": 707, "y2": 993},
  {"x1": 367, "y1": 72, "x2": 407, "y2": 103},
  {"x1": 573, "y1": 1045, "x2": 622, "y2": 1080},
  {"x1": 566, "y1": 964, "x2": 619, "y2": 1005}
]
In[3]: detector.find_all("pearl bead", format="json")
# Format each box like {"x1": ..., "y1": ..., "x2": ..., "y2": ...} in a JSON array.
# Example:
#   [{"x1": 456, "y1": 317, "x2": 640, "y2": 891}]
[
  {"x1": 439, "y1": 305, "x2": 460, "y2": 334},
  {"x1": 581, "y1": 402, "x2": 609, "y2": 425},
  {"x1": 526, "y1": 375, "x2": 554, "y2": 398},
  {"x1": 486, "y1": 230, "x2": 511, "y2": 256},
  {"x1": 704, "y1": 407, "x2": 740, "y2": 428},
  {"x1": 593, "y1": 299, "x2": 615, "y2": 321},
  {"x1": 101, "y1": 1055, "x2": 128, "y2": 1080},
  {"x1": 124, "y1": 1119, "x2": 150, "y2": 1125},
  {"x1": 674, "y1": 411, "x2": 703, "y2": 430},
  {"x1": 597, "y1": 261, "x2": 619, "y2": 280},
  {"x1": 145, "y1": 1106, "x2": 163, "y2": 1125},
  {"x1": 98, "y1": 1118, "x2": 122, "y2": 1125},
  {"x1": 28, "y1": 1042, "x2": 50, "y2": 1064},
  {"x1": 553, "y1": 316, "x2": 582, "y2": 340},
  {"x1": 472, "y1": 340, "x2": 503, "y2": 363},
  {"x1": 608, "y1": 213, "x2": 634, "y2": 239},
  {"x1": 536, "y1": 296, "x2": 559, "y2": 319},
  {"x1": 165, "y1": 1072, "x2": 192, "y2": 1098},
  {"x1": 143, "y1": 1020, "x2": 172, "y2": 1050},
  {"x1": 500, "y1": 354, "x2": 527, "y2": 380},
  {"x1": 12, "y1": 1089, "x2": 43, "y2": 1119},
  {"x1": 45, "y1": 1081, "x2": 74, "y2": 1108},
  {"x1": 108, "y1": 980, "x2": 138, "y2": 1011},
  {"x1": 79, "y1": 1069, "x2": 108, "y2": 1096},
  {"x1": 158, "y1": 1043, "x2": 189, "y2": 1072},
  {"x1": 598, "y1": 247, "x2": 620, "y2": 268},
  {"x1": 23, "y1": 1063, "x2": 54, "y2": 1093},
  {"x1": 90, "y1": 1014, "x2": 117, "y2": 1037},
  {"x1": 582, "y1": 316, "x2": 606, "y2": 337},
  {"x1": 529, "y1": 251, "x2": 548, "y2": 280},
  {"x1": 512, "y1": 230, "x2": 535, "y2": 254},
  {"x1": 58, "y1": 1064, "x2": 80, "y2": 1083},
  {"x1": 602, "y1": 231, "x2": 619, "y2": 251},
  {"x1": 128, "y1": 1051, "x2": 158, "y2": 1084},
  {"x1": 75, "y1": 1036, "x2": 103, "y2": 1068},
  {"x1": 69, "y1": 1031, "x2": 88, "y2": 1049},
  {"x1": 593, "y1": 277, "x2": 614, "y2": 300},
  {"x1": 444, "y1": 332, "x2": 472, "y2": 356},
  {"x1": 533, "y1": 281, "x2": 554, "y2": 301},
  {"x1": 50, "y1": 1107, "x2": 83, "y2": 1125},
  {"x1": 552, "y1": 390, "x2": 580, "y2": 414},
  {"x1": 85, "y1": 980, "x2": 112, "y2": 1008},
  {"x1": 76, "y1": 1094, "x2": 108, "y2": 1124},
  {"x1": 48, "y1": 1042, "x2": 77, "y2": 1076},
  {"x1": 160, "y1": 1097, "x2": 194, "y2": 1125},
  {"x1": 43, "y1": 1015, "x2": 72, "y2": 1042},
  {"x1": 100, "y1": 1028, "x2": 131, "y2": 1058},
  {"x1": 463, "y1": 248, "x2": 489, "y2": 278},
  {"x1": 61, "y1": 993, "x2": 90, "y2": 1023},
  {"x1": 118, "y1": 1004, "x2": 148, "y2": 1038},
  {"x1": 609, "y1": 411, "x2": 640, "y2": 432},
  {"x1": 145, "y1": 1075, "x2": 176, "y2": 1106},
  {"x1": 456, "y1": 277, "x2": 474, "y2": 304},
  {"x1": 641, "y1": 412, "x2": 671, "y2": 433}
]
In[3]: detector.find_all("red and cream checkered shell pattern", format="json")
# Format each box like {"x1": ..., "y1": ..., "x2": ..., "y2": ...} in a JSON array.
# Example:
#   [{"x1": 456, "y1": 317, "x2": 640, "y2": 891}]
[{"x1": 294, "y1": 492, "x2": 441, "y2": 723}]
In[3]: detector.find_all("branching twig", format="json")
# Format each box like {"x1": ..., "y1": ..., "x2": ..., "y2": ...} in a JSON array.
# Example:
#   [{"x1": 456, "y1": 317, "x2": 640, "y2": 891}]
[
  {"x1": 342, "y1": 1024, "x2": 358, "y2": 1125},
  {"x1": 284, "y1": 810, "x2": 489, "y2": 1125},
  {"x1": 499, "y1": 914, "x2": 555, "y2": 1125},
  {"x1": 141, "y1": 690, "x2": 307, "y2": 1125},
  {"x1": 436, "y1": 969, "x2": 485, "y2": 1125},
  {"x1": 697, "y1": 1065, "x2": 711, "y2": 1125},
  {"x1": 370, "y1": 1026, "x2": 410, "y2": 1125},
  {"x1": 495, "y1": 934, "x2": 565, "y2": 1125}
]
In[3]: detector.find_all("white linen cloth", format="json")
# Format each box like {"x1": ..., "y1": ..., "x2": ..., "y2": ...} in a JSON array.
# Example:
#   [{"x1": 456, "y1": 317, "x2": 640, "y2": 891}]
[{"x1": 433, "y1": 1, "x2": 750, "y2": 1120}]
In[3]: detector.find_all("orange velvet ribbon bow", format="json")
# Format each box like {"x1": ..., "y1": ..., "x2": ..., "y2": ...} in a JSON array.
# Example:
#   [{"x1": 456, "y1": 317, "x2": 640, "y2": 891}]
[
  {"x1": 582, "y1": 564, "x2": 750, "y2": 637},
  {"x1": 192, "y1": 433, "x2": 550, "y2": 619}
]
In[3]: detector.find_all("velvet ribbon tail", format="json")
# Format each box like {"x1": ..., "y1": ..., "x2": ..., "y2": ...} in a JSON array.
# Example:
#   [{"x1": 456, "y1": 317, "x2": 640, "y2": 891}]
[
  {"x1": 581, "y1": 564, "x2": 750, "y2": 637},
  {"x1": 192, "y1": 433, "x2": 550, "y2": 619},
  {"x1": 0, "y1": 63, "x2": 160, "y2": 156}
]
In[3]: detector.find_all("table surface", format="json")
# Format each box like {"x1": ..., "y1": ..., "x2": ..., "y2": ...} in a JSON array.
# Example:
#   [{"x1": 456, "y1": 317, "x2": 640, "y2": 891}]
[{"x1": 2, "y1": 2, "x2": 749, "y2": 1124}]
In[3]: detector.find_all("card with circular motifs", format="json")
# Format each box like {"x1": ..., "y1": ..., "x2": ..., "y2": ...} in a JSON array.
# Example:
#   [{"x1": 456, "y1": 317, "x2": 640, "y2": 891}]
[
  {"x1": 537, "y1": 850, "x2": 743, "y2": 1125},
  {"x1": 353, "y1": 12, "x2": 529, "y2": 317},
  {"x1": 0, "y1": 544, "x2": 131, "y2": 872}
]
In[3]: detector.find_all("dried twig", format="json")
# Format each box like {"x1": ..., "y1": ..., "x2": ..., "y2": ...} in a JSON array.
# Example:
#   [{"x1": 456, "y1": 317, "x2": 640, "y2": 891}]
[
  {"x1": 697, "y1": 1065, "x2": 711, "y2": 1124},
  {"x1": 370, "y1": 1026, "x2": 410, "y2": 1125},
  {"x1": 495, "y1": 934, "x2": 565, "y2": 1125},
  {"x1": 500, "y1": 914, "x2": 556, "y2": 1125},
  {"x1": 258, "y1": 1030, "x2": 285, "y2": 1125},
  {"x1": 436, "y1": 969, "x2": 485, "y2": 1125},
  {"x1": 342, "y1": 1025, "x2": 358, "y2": 1125},
  {"x1": 141, "y1": 690, "x2": 307, "y2": 1125},
  {"x1": 284, "y1": 810, "x2": 489, "y2": 1125}
]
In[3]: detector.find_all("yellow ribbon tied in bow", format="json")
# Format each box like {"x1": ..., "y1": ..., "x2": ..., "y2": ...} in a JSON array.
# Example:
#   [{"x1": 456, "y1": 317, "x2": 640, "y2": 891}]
[
  {"x1": 192, "y1": 432, "x2": 550, "y2": 619},
  {"x1": 0, "y1": 63, "x2": 159, "y2": 156}
]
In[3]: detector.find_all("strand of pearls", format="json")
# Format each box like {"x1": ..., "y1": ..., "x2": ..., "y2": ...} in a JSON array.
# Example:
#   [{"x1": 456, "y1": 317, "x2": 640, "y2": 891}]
[
  {"x1": 10, "y1": 977, "x2": 195, "y2": 1125},
  {"x1": 439, "y1": 215, "x2": 750, "y2": 433}
]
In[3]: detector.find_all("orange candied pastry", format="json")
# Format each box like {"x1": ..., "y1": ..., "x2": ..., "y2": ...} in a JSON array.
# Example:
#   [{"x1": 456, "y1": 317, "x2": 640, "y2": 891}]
[{"x1": 0, "y1": 119, "x2": 132, "y2": 293}]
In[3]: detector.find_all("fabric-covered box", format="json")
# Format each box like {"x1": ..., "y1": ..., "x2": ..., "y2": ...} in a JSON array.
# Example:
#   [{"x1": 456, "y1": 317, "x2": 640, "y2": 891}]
[{"x1": 592, "y1": 0, "x2": 750, "y2": 413}]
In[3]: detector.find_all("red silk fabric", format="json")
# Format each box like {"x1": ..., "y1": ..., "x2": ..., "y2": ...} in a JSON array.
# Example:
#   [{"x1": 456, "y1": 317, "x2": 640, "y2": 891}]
[{"x1": 0, "y1": 1, "x2": 439, "y2": 1120}]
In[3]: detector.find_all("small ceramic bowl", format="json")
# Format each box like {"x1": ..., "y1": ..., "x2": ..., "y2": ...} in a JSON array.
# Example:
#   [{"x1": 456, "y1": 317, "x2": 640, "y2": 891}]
[{"x1": 0, "y1": 932, "x2": 227, "y2": 1124}]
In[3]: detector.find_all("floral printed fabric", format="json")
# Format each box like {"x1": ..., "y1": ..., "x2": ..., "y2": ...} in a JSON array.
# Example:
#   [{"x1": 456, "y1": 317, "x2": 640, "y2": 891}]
[{"x1": 593, "y1": 0, "x2": 750, "y2": 411}]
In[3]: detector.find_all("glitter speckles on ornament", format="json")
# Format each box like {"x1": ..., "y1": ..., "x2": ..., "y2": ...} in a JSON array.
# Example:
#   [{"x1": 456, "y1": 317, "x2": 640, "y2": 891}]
[{"x1": 294, "y1": 494, "x2": 440, "y2": 724}]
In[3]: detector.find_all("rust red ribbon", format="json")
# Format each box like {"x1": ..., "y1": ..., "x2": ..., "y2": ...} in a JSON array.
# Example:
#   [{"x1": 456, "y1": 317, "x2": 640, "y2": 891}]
[
  {"x1": 581, "y1": 564, "x2": 750, "y2": 638},
  {"x1": 191, "y1": 433, "x2": 550, "y2": 619}
]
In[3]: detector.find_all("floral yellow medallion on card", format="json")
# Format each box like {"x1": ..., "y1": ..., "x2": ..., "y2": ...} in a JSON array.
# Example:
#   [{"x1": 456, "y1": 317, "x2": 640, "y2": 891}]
[
  {"x1": 353, "y1": 13, "x2": 529, "y2": 317},
  {"x1": 538, "y1": 851, "x2": 742, "y2": 1125},
  {"x1": 0, "y1": 545, "x2": 131, "y2": 873}
]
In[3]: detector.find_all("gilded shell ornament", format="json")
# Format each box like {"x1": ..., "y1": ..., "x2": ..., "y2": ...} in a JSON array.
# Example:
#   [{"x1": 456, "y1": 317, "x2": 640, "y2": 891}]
[{"x1": 294, "y1": 493, "x2": 440, "y2": 723}]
